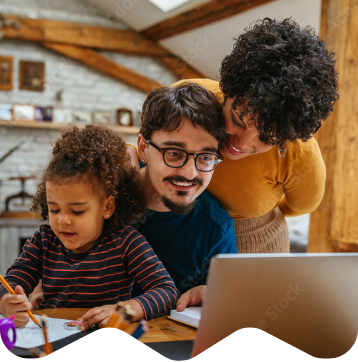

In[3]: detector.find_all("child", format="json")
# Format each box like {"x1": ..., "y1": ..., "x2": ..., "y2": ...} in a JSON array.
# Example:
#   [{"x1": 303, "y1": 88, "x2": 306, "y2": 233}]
[{"x1": 0, "y1": 125, "x2": 178, "y2": 328}]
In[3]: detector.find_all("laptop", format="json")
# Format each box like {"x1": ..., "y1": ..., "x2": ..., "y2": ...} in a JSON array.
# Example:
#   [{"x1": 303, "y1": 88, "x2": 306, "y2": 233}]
[{"x1": 191, "y1": 253, "x2": 358, "y2": 358}]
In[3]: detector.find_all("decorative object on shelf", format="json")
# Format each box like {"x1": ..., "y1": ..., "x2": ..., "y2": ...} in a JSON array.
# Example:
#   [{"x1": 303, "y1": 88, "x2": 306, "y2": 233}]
[
  {"x1": 19, "y1": 60, "x2": 45, "y2": 92},
  {"x1": 116, "y1": 108, "x2": 133, "y2": 126},
  {"x1": 1, "y1": 176, "x2": 40, "y2": 219},
  {"x1": 42, "y1": 106, "x2": 53, "y2": 122},
  {"x1": 93, "y1": 111, "x2": 113, "y2": 125},
  {"x1": 0, "y1": 103, "x2": 12, "y2": 121},
  {"x1": 52, "y1": 109, "x2": 72, "y2": 124},
  {"x1": 35, "y1": 106, "x2": 44, "y2": 121},
  {"x1": 12, "y1": 104, "x2": 35, "y2": 121},
  {"x1": 0, "y1": 56, "x2": 13, "y2": 91},
  {"x1": 73, "y1": 111, "x2": 91, "y2": 124}
]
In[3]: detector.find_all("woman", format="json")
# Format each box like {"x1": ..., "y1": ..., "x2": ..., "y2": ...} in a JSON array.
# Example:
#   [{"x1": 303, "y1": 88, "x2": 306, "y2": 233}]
[{"x1": 175, "y1": 18, "x2": 338, "y2": 253}]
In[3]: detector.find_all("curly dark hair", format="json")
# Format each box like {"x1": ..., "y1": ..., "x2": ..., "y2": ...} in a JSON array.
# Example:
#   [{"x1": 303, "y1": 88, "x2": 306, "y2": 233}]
[
  {"x1": 140, "y1": 82, "x2": 225, "y2": 146},
  {"x1": 31, "y1": 125, "x2": 145, "y2": 229},
  {"x1": 220, "y1": 17, "x2": 339, "y2": 146}
]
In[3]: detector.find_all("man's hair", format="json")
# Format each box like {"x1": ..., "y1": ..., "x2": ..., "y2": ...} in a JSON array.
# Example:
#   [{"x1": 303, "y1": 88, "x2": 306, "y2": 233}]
[
  {"x1": 31, "y1": 125, "x2": 145, "y2": 229},
  {"x1": 220, "y1": 17, "x2": 339, "y2": 146},
  {"x1": 140, "y1": 82, "x2": 225, "y2": 145}
]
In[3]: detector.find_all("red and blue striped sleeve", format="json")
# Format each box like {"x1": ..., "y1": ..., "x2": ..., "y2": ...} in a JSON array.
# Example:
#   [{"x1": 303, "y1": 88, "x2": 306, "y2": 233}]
[{"x1": 121, "y1": 229, "x2": 178, "y2": 319}]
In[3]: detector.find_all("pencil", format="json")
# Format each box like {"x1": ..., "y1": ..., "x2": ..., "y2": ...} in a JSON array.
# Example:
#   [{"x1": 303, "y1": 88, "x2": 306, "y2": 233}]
[
  {"x1": 41, "y1": 315, "x2": 53, "y2": 355},
  {"x1": 0, "y1": 274, "x2": 41, "y2": 327}
]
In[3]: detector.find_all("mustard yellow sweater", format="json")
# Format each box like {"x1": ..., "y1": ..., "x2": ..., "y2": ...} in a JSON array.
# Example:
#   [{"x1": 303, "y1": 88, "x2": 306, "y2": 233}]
[{"x1": 175, "y1": 79, "x2": 326, "y2": 220}]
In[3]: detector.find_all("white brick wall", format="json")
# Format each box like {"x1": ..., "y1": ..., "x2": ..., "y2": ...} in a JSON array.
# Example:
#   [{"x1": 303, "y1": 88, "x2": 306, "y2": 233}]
[{"x1": 0, "y1": 0, "x2": 178, "y2": 211}]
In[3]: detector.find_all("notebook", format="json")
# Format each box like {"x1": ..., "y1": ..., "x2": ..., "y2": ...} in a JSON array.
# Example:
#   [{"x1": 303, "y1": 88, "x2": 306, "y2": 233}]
[
  {"x1": 168, "y1": 307, "x2": 202, "y2": 328},
  {"x1": 191, "y1": 253, "x2": 358, "y2": 358}
]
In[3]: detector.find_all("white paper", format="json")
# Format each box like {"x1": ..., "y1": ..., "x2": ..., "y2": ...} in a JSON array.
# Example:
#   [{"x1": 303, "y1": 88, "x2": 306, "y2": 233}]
[
  {"x1": 0, "y1": 314, "x2": 81, "y2": 349},
  {"x1": 169, "y1": 306, "x2": 202, "y2": 328}
]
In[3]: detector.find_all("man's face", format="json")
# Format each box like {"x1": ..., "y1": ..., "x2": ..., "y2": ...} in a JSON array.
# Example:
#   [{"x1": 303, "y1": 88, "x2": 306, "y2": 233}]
[{"x1": 139, "y1": 118, "x2": 220, "y2": 213}]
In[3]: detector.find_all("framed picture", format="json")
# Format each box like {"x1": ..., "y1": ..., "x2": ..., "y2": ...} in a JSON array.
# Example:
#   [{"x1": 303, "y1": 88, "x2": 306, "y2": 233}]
[
  {"x1": 73, "y1": 111, "x2": 91, "y2": 125},
  {"x1": 0, "y1": 103, "x2": 13, "y2": 121},
  {"x1": 0, "y1": 56, "x2": 13, "y2": 91},
  {"x1": 19, "y1": 60, "x2": 45, "y2": 92},
  {"x1": 92, "y1": 111, "x2": 113, "y2": 125},
  {"x1": 116, "y1": 108, "x2": 133, "y2": 126},
  {"x1": 53, "y1": 109, "x2": 72, "y2": 124},
  {"x1": 12, "y1": 104, "x2": 36, "y2": 121}
]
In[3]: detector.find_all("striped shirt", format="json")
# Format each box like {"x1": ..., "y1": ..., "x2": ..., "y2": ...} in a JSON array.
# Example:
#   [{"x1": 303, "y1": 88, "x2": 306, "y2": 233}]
[{"x1": 0, "y1": 225, "x2": 178, "y2": 320}]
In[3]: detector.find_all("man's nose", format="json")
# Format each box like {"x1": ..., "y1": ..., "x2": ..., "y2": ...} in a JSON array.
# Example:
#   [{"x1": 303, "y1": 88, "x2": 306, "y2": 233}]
[{"x1": 177, "y1": 156, "x2": 198, "y2": 180}]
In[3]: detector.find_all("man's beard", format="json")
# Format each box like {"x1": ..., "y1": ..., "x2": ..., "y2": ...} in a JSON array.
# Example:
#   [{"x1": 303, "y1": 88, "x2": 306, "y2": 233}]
[
  {"x1": 161, "y1": 196, "x2": 196, "y2": 215},
  {"x1": 161, "y1": 175, "x2": 202, "y2": 214}
]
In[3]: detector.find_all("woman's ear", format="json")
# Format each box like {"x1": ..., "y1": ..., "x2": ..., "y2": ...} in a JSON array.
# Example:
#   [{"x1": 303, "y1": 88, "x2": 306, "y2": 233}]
[{"x1": 103, "y1": 195, "x2": 116, "y2": 219}]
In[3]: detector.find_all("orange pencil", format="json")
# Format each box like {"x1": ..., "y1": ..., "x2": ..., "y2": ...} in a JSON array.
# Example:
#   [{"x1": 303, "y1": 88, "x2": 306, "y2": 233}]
[
  {"x1": 0, "y1": 274, "x2": 41, "y2": 327},
  {"x1": 41, "y1": 315, "x2": 53, "y2": 355}
]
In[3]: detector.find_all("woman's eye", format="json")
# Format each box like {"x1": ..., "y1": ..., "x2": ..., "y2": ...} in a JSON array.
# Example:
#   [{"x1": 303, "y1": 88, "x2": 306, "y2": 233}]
[
  {"x1": 231, "y1": 115, "x2": 243, "y2": 128},
  {"x1": 49, "y1": 209, "x2": 59, "y2": 214}
]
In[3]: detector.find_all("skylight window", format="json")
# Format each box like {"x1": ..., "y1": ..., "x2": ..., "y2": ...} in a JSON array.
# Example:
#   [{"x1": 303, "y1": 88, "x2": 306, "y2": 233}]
[{"x1": 148, "y1": 0, "x2": 191, "y2": 13}]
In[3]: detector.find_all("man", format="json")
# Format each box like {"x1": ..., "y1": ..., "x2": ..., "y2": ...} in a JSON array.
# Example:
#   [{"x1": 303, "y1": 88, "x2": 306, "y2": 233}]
[
  {"x1": 30, "y1": 82, "x2": 237, "y2": 312},
  {"x1": 133, "y1": 82, "x2": 237, "y2": 310}
]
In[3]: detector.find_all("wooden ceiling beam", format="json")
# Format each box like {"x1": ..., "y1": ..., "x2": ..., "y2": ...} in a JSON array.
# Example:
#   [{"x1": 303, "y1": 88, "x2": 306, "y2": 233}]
[
  {"x1": 2, "y1": 14, "x2": 204, "y2": 79},
  {"x1": 142, "y1": 0, "x2": 276, "y2": 41},
  {"x1": 42, "y1": 42, "x2": 162, "y2": 94},
  {"x1": 2, "y1": 15, "x2": 170, "y2": 57}
]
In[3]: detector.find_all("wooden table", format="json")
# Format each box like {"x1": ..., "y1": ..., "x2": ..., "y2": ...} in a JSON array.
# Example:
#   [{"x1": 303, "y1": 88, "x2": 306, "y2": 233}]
[{"x1": 34, "y1": 309, "x2": 196, "y2": 344}]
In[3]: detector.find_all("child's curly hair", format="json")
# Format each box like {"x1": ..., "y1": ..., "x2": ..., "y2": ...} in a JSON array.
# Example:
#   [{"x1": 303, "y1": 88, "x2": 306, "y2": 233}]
[
  {"x1": 220, "y1": 18, "x2": 339, "y2": 146},
  {"x1": 31, "y1": 125, "x2": 145, "y2": 229}
]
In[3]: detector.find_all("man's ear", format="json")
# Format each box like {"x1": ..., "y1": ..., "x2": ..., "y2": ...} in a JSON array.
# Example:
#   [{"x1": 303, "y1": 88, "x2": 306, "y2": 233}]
[{"x1": 138, "y1": 133, "x2": 147, "y2": 162}]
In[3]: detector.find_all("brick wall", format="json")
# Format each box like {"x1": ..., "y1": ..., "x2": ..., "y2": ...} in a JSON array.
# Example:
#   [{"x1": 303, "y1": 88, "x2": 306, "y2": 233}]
[{"x1": 0, "y1": 0, "x2": 178, "y2": 211}]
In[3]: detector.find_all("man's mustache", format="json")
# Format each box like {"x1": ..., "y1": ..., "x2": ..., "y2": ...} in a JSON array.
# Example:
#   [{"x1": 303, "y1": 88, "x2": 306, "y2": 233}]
[{"x1": 163, "y1": 176, "x2": 203, "y2": 186}]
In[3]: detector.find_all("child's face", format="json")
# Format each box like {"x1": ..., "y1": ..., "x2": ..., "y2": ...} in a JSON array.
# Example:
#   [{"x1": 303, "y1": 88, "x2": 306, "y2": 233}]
[{"x1": 46, "y1": 179, "x2": 114, "y2": 253}]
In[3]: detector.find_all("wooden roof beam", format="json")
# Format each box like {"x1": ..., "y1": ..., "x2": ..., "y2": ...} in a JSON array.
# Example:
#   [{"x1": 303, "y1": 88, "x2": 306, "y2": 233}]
[
  {"x1": 42, "y1": 42, "x2": 162, "y2": 94},
  {"x1": 2, "y1": 15, "x2": 170, "y2": 57},
  {"x1": 142, "y1": 0, "x2": 276, "y2": 41}
]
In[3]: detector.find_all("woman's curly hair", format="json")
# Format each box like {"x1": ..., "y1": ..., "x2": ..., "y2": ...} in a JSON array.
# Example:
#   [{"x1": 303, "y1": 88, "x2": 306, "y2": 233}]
[
  {"x1": 220, "y1": 17, "x2": 339, "y2": 146},
  {"x1": 31, "y1": 125, "x2": 145, "y2": 229}
]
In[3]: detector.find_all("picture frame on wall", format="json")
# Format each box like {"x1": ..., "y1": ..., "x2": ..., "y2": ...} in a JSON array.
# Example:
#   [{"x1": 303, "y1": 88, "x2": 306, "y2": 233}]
[
  {"x1": 53, "y1": 109, "x2": 72, "y2": 124},
  {"x1": 12, "y1": 104, "x2": 36, "y2": 121},
  {"x1": 0, "y1": 103, "x2": 13, "y2": 121},
  {"x1": 19, "y1": 60, "x2": 45, "y2": 92},
  {"x1": 92, "y1": 111, "x2": 113, "y2": 125},
  {"x1": 73, "y1": 111, "x2": 92, "y2": 124},
  {"x1": 116, "y1": 108, "x2": 133, "y2": 127},
  {"x1": 0, "y1": 56, "x2": 13, "y2": 91}
]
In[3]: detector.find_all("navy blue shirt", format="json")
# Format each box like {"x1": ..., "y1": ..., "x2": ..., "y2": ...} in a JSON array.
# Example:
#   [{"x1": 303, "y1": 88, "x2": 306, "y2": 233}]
[{"x1": 136, "y1": 191, "x2": 237, "y2": 294}]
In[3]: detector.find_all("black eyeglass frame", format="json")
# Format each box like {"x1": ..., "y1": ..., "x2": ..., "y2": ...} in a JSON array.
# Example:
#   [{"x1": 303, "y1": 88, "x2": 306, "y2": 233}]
[{"x1": 145, "y1": 139, "x2": 223, "y2": 172}]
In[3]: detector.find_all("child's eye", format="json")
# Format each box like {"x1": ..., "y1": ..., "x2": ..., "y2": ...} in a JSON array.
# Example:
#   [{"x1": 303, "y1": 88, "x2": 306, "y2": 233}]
[
  {"x1": 72, "y1": 210, "x2": 85, "y2": 215},
  {"x1": 49, "y1": 209, "x2": 59, "y2": 214}
]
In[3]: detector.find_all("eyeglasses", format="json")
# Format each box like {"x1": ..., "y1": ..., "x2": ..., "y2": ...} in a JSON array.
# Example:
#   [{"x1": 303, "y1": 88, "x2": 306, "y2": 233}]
[{"x1": 146, "y1": 139, "x2": 223, "y2": 172}]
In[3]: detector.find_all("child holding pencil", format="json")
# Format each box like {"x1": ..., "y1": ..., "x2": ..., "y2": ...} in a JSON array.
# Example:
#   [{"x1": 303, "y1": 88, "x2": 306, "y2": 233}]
[{"x1": 0, "y1": 125, "x2": 178, "y2": 328}]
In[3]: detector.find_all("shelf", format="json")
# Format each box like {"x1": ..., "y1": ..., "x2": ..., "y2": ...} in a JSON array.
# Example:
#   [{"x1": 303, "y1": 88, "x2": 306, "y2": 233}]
[{"x1": 0, "y1": 120, "x2": 140, "y2": 134}]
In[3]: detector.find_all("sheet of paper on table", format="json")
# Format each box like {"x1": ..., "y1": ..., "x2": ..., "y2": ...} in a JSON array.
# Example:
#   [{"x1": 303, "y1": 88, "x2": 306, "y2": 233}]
[{"x1": 0, "y1": 314, "x2": 81, "y2": 349}]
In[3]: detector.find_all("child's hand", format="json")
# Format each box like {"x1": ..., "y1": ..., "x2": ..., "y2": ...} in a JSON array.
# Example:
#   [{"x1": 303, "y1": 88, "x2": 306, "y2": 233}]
[
  {"x1": 78, "y1": 304, "x2": 117, "y2": 331},
  {"x1": 0, "y1": 285, "x2": 32, "y2": 327}
]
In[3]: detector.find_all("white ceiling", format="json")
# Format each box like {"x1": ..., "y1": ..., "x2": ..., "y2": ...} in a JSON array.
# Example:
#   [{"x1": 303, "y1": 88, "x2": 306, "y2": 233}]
[{"x1": 85, "y1": 0, "x2": 321, "y2": 79}]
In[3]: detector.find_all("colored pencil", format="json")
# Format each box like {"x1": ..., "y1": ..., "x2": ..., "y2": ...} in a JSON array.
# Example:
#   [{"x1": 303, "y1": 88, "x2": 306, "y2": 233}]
[
  {"x1": 131, "y1": 320, "x2": 148, "y2": 339},
  {"x1": 0, "y1": 274, "x2": 41, "y2": 327},
  {"x1": 41, "y1": 315, "x2": 53, "y2": 355}
]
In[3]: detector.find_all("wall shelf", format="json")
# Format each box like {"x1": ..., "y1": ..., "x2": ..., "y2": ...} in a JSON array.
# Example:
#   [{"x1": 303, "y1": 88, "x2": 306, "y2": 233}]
[{"x1": 0, "y1": 120, "x2": 140, "y2": 134}]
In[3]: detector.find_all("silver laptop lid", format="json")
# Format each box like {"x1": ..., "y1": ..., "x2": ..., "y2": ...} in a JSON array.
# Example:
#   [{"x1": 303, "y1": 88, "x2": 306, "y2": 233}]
[{"x1": 192, "y1": 253, "x2": 358, "y2": 358}]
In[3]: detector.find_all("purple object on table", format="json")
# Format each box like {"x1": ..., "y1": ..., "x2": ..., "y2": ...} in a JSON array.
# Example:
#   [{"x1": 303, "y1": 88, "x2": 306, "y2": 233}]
[{"x1": 0, "y1": 315, "x2": 17, "y2": 350}]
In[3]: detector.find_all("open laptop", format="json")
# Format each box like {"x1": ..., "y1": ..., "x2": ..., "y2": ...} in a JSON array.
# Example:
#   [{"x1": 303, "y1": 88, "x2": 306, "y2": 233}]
[{"x1": 191, "y1": 253, "x2": 358, "y2": 358}]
